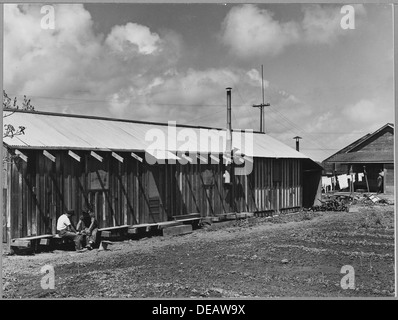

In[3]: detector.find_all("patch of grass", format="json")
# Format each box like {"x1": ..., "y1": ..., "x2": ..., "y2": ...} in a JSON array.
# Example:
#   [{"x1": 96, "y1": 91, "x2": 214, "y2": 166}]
[{"x1": 301, "y1": 212, "x2": 313, "y2": 221}]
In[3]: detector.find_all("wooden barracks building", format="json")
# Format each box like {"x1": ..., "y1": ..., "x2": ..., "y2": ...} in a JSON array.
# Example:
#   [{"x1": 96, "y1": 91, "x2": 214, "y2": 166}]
[
  {"x1": 2, "y1": 108, "x2": 322, "y2": 243},
  {"x1": 322, "y1": 123, "x2": 394, "y2": 194}
]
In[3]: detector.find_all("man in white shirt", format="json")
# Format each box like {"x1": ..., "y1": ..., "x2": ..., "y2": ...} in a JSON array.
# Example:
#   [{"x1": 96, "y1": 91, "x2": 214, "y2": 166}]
[{"x1": 56, "y1": 210, "x2": 83, "y2": 251}]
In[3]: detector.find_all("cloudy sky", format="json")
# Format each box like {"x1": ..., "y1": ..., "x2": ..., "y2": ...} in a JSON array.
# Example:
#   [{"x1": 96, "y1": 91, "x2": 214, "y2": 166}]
[{"x1": 3, "y1": 3, "x2": 394, "y2": 161}]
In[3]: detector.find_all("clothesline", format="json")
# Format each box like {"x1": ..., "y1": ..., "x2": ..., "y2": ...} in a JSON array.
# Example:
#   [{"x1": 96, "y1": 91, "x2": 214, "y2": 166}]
[{"x1": 322, "y1": 172, "x2": 367, "y2": 192}]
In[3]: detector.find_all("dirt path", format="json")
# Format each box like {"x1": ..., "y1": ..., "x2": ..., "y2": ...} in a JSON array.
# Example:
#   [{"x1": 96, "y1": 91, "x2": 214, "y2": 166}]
[{"x1": 2, "y1": 207, "x2": 395, "y2": 298}]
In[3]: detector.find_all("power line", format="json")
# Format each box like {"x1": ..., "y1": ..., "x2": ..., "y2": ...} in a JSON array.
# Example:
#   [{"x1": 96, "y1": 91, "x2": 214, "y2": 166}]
[
  {"x1": 267, "y1": 105, "x2": 330, "y2": 150},
  {"x1": 265, "y1": 111, "x2": 337, "y2": 152},
  {"x1": 8, "y1": 93, "x2": 236, "y2": 108}
]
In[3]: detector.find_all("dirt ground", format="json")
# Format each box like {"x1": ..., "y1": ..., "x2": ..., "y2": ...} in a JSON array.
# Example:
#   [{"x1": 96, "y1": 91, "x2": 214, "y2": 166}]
[{"x1": 2, "y1": 203, "x2": 395, "y2": 298}]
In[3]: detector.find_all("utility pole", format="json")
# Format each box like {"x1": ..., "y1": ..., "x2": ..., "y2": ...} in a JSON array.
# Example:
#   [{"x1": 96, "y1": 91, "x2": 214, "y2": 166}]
[
  {"x1": 252, "y1": 65, "x2": 270, "y2": 133},
  {"x1": 225, "y1": 87, "x2": 235, "y2": 211}
]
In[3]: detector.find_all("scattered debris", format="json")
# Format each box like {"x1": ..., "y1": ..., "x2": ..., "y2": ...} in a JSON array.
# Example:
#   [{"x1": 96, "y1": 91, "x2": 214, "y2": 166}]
[
  {"x1": 368, "y1": 195, "x2": 381, "y2": 203},
  {"x1": 310, "y1": 198, "x2": 349, "y2": 212},
  {"x1": 98, "y1": 240, "x2": 113, "y2": 251}
]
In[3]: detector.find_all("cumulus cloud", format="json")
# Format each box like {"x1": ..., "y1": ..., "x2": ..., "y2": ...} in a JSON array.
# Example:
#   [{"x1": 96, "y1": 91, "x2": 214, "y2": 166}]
[
  {"x1": 342, "y1": 99, "x2": 391, "y2": 125},
  {"x1": 221, "y1": 4, "x2": 367, "y2": 59},
  {"x1": 105, "y1": 22, "x2": 161, "y2": 55},
  {"x1": 3, "y1": 4, "x2": 181, "y2": 117},
  {"x1": 5, "y1": 2, "x2": 386, "y2": 162},
  {"x1": 5, "y1": 3, "x2": 297, "y2": 131},
  {"x1": 302, "y1": 4, "x2": 366, "y2": 44},
  {"x1": 302, "y1": 5, "x2": 344, "y2": 44},
  {"x1": 221, "y1": 5, "x2": 300, "y2": 57},
  {"x1": 246, "y1": 69, "x2": 270, "y2": 88}
]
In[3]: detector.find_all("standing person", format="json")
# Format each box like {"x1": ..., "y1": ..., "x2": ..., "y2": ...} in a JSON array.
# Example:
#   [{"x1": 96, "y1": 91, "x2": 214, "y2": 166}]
[
  {"x1": 377, "y1": 169, "x2": 384, "y2": 194},
  {"x1": 76, "y1": 207, "x2": 99, "y2": 250},
  {"x1": 56, "y1": 210, "x2": 83, "y2": 251}
]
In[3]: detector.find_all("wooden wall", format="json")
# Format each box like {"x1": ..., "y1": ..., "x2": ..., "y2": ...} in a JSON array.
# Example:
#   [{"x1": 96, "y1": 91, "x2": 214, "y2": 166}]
[
  {"x1": 350, "y1": 128, "x2": 394, "y2": 153},
  {"x1": 3, "y1": 148, "x2": 312, "y2": 240},
  {"x1": 252, "y1": 158, "x2": 302, "y2": 212},
  {"x1": 384, "y1": 164, "x2": 394, "y2": 194}
]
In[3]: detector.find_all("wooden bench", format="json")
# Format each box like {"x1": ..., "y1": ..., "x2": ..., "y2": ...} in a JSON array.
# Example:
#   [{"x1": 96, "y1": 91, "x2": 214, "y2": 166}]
[
  {"x1": 172, "y1": 213, "x2": 202, "y2": 228},
  {"x1": 157, "y1": 221, "x2": 183, "y2": 230},
  {"x1": 175, "y1": 217, "x2": 201, "y2": 224},
  {"x1": 210, "y1": 212, "x2": 255, "y2": 222},
  {"x1": 11, "y1": 234, "x2": 54, "y2": 249},
  {"x1": 235, "y1": 212, "x2": 254, "y2": 219},
  {"x1": 127, "y1": 223, "x2": 158, "y2": 235},
  {"x1": 173, "y1": 213, "x2": 201, "y2": 220},
  {"x1": 210, "y1": 213, "x2": 228, "y2": 222},
  {"x1": 98, "y1": 225, "x2": 130, "y2": 239},
  {"x1": 52, "y1": 233, "x2": 73, "y2": 245}
]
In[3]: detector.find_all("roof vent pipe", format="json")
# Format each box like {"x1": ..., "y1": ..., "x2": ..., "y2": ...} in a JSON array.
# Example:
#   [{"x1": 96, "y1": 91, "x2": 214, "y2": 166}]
[
  {"x1": 293, "y1": 136, "x2": 302, "y2": 151},
  {"x1": 226, "y1": 88, "x2": 232, "y2": 158},
  {"x1": 226, "y1": 87, "x2": 232, "y2": 132}
]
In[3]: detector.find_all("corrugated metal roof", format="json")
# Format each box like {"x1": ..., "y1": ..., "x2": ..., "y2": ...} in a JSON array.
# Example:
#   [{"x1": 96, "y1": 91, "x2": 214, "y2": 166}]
[{"x1": 3, "y1": 110, "x2": 310, "y2": 159}]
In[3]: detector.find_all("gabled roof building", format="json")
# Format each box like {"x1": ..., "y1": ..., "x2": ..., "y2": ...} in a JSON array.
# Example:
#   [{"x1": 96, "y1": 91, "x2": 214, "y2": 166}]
[
  {"x1": 322, "y1": 123, "x2": 394, "y2": 193},
  {"x1": 2, "y1": 109, "x2": 322, "y2": 242}
]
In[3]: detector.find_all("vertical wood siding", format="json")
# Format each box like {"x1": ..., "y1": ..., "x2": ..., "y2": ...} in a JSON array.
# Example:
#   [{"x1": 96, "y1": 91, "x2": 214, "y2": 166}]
[{"x1": 4, "y1": 148, "x2": 307, "y2": 239}]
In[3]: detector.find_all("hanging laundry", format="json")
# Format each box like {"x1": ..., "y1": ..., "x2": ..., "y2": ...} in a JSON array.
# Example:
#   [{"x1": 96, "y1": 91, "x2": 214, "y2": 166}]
[
  {"x1": 322, "y1": 176, "x2": 332, "y2": 192},
  {"x1": 337, "y1": 174, "x2": 349, "y2": 189},
  {"x1": 358, "y1": 173, "x2": 364, "y2": 182}
]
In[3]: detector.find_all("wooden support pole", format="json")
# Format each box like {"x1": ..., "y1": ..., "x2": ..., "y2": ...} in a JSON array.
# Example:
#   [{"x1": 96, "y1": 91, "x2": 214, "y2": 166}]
[{"x1": 363, "y1": 166, "x2": 370, "y2": 193}]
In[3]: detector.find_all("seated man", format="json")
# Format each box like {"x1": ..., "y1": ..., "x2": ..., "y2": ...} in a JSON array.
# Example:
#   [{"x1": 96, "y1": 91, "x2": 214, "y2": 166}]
[
  {"x1": 56, "y1": 210, "x2": 83, "y2": 251},
  {"x1": 76, "y1": 207, "x2": 99, "y2": 250}
]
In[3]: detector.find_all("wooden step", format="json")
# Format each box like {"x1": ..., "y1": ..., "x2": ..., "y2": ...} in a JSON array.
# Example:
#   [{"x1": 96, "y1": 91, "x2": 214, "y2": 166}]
[
  {"x1": 11, "y1": 234, "x2": 55, "y2": 249},
  {"x1": 157, "y1": 221, "x2": 183, "y2": 230},
  {"x1": 99, "y1": 225, "x2": 130, "y2": 238},
  {"x1": 17, "y1": 234, "x2": 54, "y2": 241},
  {"x1": 225, "y1": 213, "x2": 237, "y2": 220},
  {"x1": 98, "y1": 224, "x2": 130, "y2": 232},
  {"x1": 11, "y1": 239, "x2": 31, "y2": 248},
  {"x1": 128, "y1": 223, "x2": 158, "y2": 234},
  {"x1": 162, "y1": 224, "x2": 193, "y2": 237},
  {"x1": 173, "y1": 213, "x2": 201, "y2": 220},
  {"x1": 174, "y1": 217, "x2": 201, "y2": 224}
]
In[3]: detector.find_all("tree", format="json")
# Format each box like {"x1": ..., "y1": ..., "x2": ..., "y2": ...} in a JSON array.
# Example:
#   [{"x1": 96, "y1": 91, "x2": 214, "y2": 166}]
[{"x1": 3, "y1": 90, "x2": 35, "y2": 138}]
